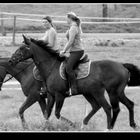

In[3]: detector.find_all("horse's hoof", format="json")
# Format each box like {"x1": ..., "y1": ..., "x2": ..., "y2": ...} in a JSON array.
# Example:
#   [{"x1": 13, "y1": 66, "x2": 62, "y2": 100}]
[
  {"x1": 70, "y1": 122, "x2": 76, "y2": 128},
  {"x1": 133, "y1": 125, "x2": 140, "y2": 131},
  {"x1": 83, "y1": 119, "x2": 88, "y2": 125},
  {"x1": 42, "y1": 120, "x2": 50, "y2": 131},
  {"x1": 22, "y1": 122, "x2": 28, "y2": 130},
  {"x1": 103, "y1": 129, "x2": 109, "y2": 132},
  {"x1": 103, "y1": 128, "x2": 113, "y2": 132},
  {"x1": 80, "y1": 123, "x2": 87, "y2": 130}
]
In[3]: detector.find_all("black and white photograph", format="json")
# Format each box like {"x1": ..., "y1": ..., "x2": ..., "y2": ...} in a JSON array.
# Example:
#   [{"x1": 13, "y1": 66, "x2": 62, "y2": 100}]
[{"x1": 0, "y1": 3, "x2": 140, "y2": 132}]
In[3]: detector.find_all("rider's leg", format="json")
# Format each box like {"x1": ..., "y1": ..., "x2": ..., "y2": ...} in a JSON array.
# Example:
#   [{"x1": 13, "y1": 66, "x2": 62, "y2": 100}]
[
  {"x1": 65, "y1": 50, "x2": 84, "y2": 95},
  {"x1": 34, "y1": 65, "x2": 47, "y2": 97}
]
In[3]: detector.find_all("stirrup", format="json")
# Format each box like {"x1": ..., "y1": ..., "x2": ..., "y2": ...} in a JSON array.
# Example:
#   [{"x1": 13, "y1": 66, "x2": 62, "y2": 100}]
[
  {"x1": 69, "y1": 88, "x2": 78, "y2": 96},
  {"x1": 65, "y1": 88, "x2": 72, "y2": 97},
  {"x1": 40, "y1": 87, "x2": 47, "y2": 95},
  {"x1": 69, "y1": 88, "x2": 72, "y2": 96}
]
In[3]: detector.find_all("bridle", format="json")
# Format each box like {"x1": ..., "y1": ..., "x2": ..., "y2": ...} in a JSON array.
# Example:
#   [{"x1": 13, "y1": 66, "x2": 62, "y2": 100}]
[
  {"x1": 0, "y1": 61, "x2": 34, "y2": 84},
  {"x1": 10, "y1": 42, "x2": 58, "y2": 83}
]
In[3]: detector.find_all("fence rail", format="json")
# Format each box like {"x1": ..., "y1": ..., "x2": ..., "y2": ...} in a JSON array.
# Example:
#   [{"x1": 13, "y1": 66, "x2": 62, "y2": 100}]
[
  {"x1": 1, "y1": 12, "x2": 140, "y2": 45},
  {"x1": 2, "y1": 17, "x2": 140, "y2": 24},
  {"x1": 2, "y1": 12, "x2": 140, "y2": 21}
]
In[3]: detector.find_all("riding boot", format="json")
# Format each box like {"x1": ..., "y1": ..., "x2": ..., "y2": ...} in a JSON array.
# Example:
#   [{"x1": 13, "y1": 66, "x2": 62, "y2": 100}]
[
  {"x1": 40, "y1": 81, "x2": 47, "y2": 98},
  {"x1": 67, "y1": 72, "x2": 78, "y2": 96}
]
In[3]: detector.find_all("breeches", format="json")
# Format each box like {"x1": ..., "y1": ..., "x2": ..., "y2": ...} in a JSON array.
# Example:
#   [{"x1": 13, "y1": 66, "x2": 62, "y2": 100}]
[{"x1": 65, "y1": 50, "x2": 84, "y2": 75}]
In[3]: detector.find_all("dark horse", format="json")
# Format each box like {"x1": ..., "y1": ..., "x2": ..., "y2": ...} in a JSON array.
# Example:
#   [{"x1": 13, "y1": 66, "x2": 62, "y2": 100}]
[
  {"x1": 0, "y1": 57, "x2": 48, "y2": 128},
  {"x1": 9, "y1": 35, "x2": 138, "y2": 130}
]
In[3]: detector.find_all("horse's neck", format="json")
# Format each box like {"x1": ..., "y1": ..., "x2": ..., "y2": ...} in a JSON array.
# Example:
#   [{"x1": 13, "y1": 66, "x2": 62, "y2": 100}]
[
  {"x1": 31, "y1": 44, "x2": 60, "y2": 78},
  {"x1": 2, "y1": 61, "x2": 31, "y2": 83},
  {"x1": 11, "y1": 63, "x2": 33, "y2": 82},
  {"x1": 36, "y1": 56, "x2": 60, "y2": 79},
  {"x1": 0, "y1": 61, "x2": 20, "y2": 81}
]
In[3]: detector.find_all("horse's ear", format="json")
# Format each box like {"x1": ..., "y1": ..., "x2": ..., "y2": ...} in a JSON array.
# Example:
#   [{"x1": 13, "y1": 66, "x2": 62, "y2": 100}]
[
  {"x1": 22, "y1": 34, "x2": 30, "y2": 45},
  {"x1": 22, "y1": 34, "x2": 26, "y2": 41}
]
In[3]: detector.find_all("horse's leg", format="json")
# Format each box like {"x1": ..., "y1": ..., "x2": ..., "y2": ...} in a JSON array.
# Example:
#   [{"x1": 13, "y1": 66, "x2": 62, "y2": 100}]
[
  {"x1": 38, "y1": 97, "x2": 47, "y2": 120},
  {"x1": 82, "y1": 94, "x2": 101, "y2": 126},
  {"x1": 108, "y1": 92, "x2": 120, "y2": 129},
  {"x1": 46, "y1": 93, "x2": 55, "y2": 119},
  {"x1": 119, "y1": 92, "x2": 138, "y2": 129},
  {"x1": 19, "y1": 92, "x2": 40, "y2": 129},
  {"x1": 93, "y1": 89, "x2": 112, "y2": 130},
  {"x1": 54, "y1": 93, "x2": 74, "y2": 127},
  {"x1": 42, "y1": 93, "x2": 55, "y2": 130}
]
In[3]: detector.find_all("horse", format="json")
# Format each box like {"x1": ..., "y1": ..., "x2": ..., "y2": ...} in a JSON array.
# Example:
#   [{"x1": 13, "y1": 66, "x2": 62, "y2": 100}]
[
  {"x1": 9, "y1": 35, "x2": 138, "y2": 130},
  {"x1": 0, "y1": 57, "x2": 48, "y2": 129}
]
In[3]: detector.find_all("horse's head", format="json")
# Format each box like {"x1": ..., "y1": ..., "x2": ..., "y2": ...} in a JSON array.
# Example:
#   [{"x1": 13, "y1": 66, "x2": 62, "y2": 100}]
[{"x1": 9, "y1": 35, "x2": 32, "y2": 66}]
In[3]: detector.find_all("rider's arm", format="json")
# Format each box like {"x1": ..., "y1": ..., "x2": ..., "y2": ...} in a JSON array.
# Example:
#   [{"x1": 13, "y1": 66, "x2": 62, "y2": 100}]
[
  {"x1": 41, "y1": 31, "x2": 48, "y2": 41},
  {"x1": 48, "y1": 29, "x2": 56, "y2": 47},
  {"x1": 63, "y1": 26, "x2": 77, "y2": 53}
]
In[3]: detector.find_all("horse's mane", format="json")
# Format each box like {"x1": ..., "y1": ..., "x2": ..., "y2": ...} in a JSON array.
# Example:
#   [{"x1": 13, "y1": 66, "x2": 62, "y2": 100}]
[
  {"x1": 30, "y1": 38, "x2": 66, "y2": 62},
  {"x1": 123, "y1": 63, "x2": 140, "y2": 86}
]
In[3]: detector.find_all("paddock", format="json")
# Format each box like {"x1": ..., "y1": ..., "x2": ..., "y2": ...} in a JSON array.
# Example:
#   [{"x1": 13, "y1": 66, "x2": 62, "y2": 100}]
[
  {"x1": 0, "y1": 7, "x2": 140, "y2": 131},
  {"x1": 0, "y1": 32, "x2": 140, "y2": 131}
]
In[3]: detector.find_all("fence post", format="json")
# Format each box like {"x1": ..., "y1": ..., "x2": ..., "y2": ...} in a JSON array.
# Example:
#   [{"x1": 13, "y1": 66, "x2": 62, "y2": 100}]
[
  {"x1": 102, "y1": 4, "x2": 108, "y2": 22},
  {"x1": 1, "y1": 13, "x2": 6, "y2": 36},
  {"x1": 12, "y1": 15, "x2": 16, "y2": 45}
]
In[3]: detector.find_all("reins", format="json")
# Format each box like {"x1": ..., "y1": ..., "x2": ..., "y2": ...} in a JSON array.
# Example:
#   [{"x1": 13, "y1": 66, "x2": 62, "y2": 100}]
[{"x1": 0, "y1": 61, "x2": 34, "y2": 84}]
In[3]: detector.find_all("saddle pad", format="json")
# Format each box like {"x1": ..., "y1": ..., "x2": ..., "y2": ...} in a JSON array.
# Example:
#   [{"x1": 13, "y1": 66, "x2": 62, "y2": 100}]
[
  {"x1": 33, "y1": 66, "x2": 43, "y2": 81},
  {"x1": 60, "y1": 60, "x2": 91, "y2": 80}
]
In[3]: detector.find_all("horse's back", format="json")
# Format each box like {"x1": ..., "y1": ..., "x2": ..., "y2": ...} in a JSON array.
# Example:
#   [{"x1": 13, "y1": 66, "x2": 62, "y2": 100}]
[
  {"x1": 90, "y1": 60, "x2": 129, "y2": 85},
  {"x1": 92, "y1": 60, "x2": 127, "y2": 73}
]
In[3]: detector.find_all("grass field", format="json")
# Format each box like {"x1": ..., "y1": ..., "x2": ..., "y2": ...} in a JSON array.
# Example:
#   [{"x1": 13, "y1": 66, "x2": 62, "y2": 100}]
[{"x1": 0, "y1": 33, "x2": 140, "y2": 132}]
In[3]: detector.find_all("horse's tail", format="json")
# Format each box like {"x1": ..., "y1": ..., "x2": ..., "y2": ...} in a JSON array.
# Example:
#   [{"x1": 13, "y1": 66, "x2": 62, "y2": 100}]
[{"x1": 122, "y1": 63, "x2": 140, "y2": 86}]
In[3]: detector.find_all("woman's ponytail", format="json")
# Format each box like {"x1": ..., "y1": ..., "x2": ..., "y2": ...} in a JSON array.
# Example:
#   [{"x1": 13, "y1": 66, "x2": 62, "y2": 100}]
[{"x1": 75, "y1": 17, "x2": 81, "y2": 27}]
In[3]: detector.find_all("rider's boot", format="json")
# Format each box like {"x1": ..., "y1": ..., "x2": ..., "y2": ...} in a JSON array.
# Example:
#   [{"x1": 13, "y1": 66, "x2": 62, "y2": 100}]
[{"x1": 66, "y1": 72, "x2": 78, "y2": 96}]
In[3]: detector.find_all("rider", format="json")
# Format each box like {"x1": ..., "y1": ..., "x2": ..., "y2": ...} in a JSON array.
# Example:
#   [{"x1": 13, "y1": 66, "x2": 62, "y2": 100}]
[
  {"x1": 60, "y1": 12, "x2": 84, "y2": 96},
  {"x1": 39, "y1": 16, "x2": 58, "y2": 94},
  {"x1": 41, "y1": 16, "x2": 58, "y2": 50}
]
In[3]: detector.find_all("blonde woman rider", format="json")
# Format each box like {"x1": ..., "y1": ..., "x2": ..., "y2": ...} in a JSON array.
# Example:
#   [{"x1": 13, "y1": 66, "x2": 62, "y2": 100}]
[{"x1": 60, "y1": 12, "x2": 84, "y2": 96}]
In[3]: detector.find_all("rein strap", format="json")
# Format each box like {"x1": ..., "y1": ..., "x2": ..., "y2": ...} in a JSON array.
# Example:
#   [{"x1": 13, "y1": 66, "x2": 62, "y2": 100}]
[{"x1": 0, "y1": 61, "x2": 34, "y2": 84}]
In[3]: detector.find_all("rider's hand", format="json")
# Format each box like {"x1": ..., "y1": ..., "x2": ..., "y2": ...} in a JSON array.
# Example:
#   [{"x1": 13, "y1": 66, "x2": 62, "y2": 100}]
[{"x1": 59, "y1": 50, "x2": 65, "y2": 57}]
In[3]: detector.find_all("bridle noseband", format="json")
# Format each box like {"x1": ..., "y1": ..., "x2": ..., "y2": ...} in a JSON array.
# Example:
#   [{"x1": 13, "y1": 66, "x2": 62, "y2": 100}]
[{"x1": 0, "y1": 61, "x2": 34, "y2": 84}]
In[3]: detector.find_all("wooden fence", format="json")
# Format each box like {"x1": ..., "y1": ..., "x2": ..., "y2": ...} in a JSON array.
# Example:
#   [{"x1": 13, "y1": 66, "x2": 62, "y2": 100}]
[{"x1": 1, "y1": 12, "x2": 140, "y2": 45}]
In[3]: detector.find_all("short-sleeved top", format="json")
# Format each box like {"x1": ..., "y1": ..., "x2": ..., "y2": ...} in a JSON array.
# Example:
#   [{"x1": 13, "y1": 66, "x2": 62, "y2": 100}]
[
  {"x1": 66, "y1": 22, "x2": 83, "y2": 52},
  {"x1": 41, "y1": 27, "x2": 58, "y2": 50}
]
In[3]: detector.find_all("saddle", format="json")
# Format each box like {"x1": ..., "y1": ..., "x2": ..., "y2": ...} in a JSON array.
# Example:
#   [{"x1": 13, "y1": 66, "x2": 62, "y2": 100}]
[
  {"x1": 33, "y1": 54, "x2": 91, "y2": 81},
  {"x1": 60, "y1": 54, "x2": 91, "y2": 80},
  {"x1": 33, "y1": 66, "x2": 43, "y2": 81}
]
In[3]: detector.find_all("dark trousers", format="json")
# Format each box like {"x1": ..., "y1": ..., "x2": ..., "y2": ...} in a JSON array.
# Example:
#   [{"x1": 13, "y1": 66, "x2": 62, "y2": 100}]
[{"x1": 65, "y1": 50, "x2": 84, "y2": 90}]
